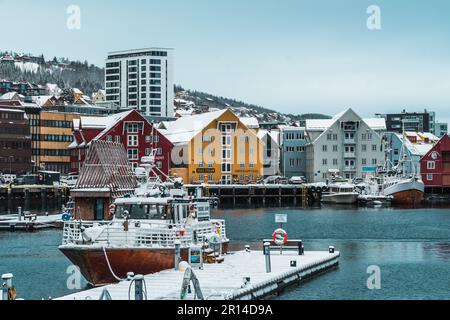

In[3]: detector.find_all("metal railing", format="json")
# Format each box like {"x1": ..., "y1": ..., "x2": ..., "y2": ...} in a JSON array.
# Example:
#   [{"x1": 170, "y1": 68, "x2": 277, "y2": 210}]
[{"x1": 61, "y1": 218, "x2": 228, "y2": 248}]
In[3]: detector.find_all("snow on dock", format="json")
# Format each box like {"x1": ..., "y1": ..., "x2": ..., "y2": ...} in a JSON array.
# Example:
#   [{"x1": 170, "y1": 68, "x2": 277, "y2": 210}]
[
  {"x1": 57, "y1": 250, "x2": 339, "y2": 300},
  {"x1": 0, "y1": 214, "x2": 62, "y2": 231}
]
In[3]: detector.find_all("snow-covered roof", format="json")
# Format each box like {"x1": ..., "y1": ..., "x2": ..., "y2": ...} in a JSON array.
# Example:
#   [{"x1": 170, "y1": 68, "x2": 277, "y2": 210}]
[
  {"x1": 0, "y1": 108, "x2": 24, "y2": 113},
  {"x1": 79, "y1": 110, "x2": 133, "y2": 130},
  {"x1": 363, "y1": 118, "x2": 386, "y2": 131},
  {"x1": 32, "y1": 95, "x2": 54, "y2": 107},
  {"x1": 73, "y1": 88, "x2": 83, "y2": 94},
  {"x1": 394, "y1": 132, "x2": 439, "y2": 156},
  {"x1": 162, "y1": 109, "x2": 228, "y2": 145},
  {"x1": 175, "y1": 109, "x2": 195, "y2": 117},
  {"x1": 305, "y1": 108, "x2": 386, "y2": 131},
  {"x1": 257, "y1": 129, "x2": 279, "y2": 144},
  {"x1": 0, "y1": 92, "x2": 20, "y2": 100},
  {"x1": 240, "y1": 117, "x2": 259, "y2": 129}
]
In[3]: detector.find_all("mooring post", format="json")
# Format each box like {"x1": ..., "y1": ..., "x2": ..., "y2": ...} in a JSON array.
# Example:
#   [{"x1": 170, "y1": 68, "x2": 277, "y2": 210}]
[
  {"x1": 41, "y1": 188, "x2": 47, "y2": 212},
  {"x1": 298, "y1": 240, "x2": 304, "y2": 255},
  {"x1": 7, "y1": 188, "x2": 12, "y2": 214},
  {"x1": 263, "y1": 242, "x2": 271, "y2": 273},
  {"x1": 17, "y1": 206, "x2": 22, "y2": 222},
  {"x1": 174, "y1": 239, "x2": 181, "y2": 270},
  {"x1": 24, "y1": 189, "x2": 30, "y2": 211},
  {"x1": 134, "y1": 274, "x2": 144, "y2": 300},
  {"x1": 1, "y1": 273, "x2": 14, "y2": 301}
]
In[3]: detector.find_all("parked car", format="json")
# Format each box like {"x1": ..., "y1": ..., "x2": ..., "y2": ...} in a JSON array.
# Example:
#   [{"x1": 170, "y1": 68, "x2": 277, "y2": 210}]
[
  {"x1": 61, "y1": 175, "x2": 78, "y2": 187},
  {"x1": 289, "y1": 176, "x2": 306, "y2": 184},
  {"x1": 261, "y1": 175, "x2": 289, "y2": 185}
]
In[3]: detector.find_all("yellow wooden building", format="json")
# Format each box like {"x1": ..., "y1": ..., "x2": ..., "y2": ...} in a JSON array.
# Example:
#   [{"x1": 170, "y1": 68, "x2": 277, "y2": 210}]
[{"x1": 161, "y1": 109, "x2": 264, "y2": 184}]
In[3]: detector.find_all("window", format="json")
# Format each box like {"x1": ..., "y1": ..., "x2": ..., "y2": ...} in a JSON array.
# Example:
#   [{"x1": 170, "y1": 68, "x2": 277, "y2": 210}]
[
  {"x1": 322, "y1": 145, "x2": 327, "y2": 152},
  {"x1": 153, "y1": 136, "x2": 159, "y2": 143},
  {"x1": 322, "y1": 159, "x2": 327, "y2": 165},
  {"x1": 198, "y1": 161, "x2": 204, "y2": 168},
  {"x1": 126, "y1": 123, "x2": 142, "y2": 133},
  {"x1": 333, "y1": 134, "x2": 338, "y2": 141},
  {"x1": 333, "y1": 159, "x2": 338, "y2": 166},
  {"x1": 249, "y1": 162, "x2": 255, "y2": 168},
  {"x1": 362, "y1": 145, "x2": 367, "y2": 152},
  {"x1": 221, "y1": 163, "x2": 231, "y2": 173},
  {"x1": 327, "y1": 133, "x2": 332, "y2": 140},
  {"x1": 106, "y1": 135, "x2": 112, "y2": 142},
  {"x1": 115, "y1": 136, "x2": 121, "y2": 143},
  {"x1": 239, "y1": 162, "x2": 245, "y2": 168},
  {"x1": 157, "y1": 148, "x2": 162, "y2": 155},
  {"x1": 145, "y1": 136, "x2": 151, "y2": 143},
  {"x1": 128, "y1": 135, "x2": 138, "y2": 146},
  {"x1": 156, "y1": 161, "x2": 162, "y2": 168},
  {"x1": 333, "y1": 145, "x2": 338, "y2": 152},
  {"x1": 128, "y1": 149, "x2": 138, "y2": 160},
  {"x1": 427, "y1": 174, "x2": 433, "y2": 181},
  {"x1": 372, "y1": 158, "x2": 377, "y2": 165},
  {"x1": 372, "y1": 145, "x2": 377, "y2": 152},
  {"x1": 427, "y1": 161, "x2": 435, "y2": 170},
  {"x1": 362, "y1": 158, "x2": 367, "y2": 165}
]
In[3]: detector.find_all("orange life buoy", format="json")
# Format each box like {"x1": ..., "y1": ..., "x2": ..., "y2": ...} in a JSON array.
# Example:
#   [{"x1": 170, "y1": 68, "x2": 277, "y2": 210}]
[{"x1": 272, "y1": 228, "x2": 288, "y2": 246}]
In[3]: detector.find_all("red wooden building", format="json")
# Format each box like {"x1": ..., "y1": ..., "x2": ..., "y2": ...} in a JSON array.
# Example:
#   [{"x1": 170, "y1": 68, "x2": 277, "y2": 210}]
[
  {"x1": 420, "y1": 134, "x2": 450, "y2": 190},
  {"x1": 69, "y1": 110, "x2": 173, "y2": 180}
]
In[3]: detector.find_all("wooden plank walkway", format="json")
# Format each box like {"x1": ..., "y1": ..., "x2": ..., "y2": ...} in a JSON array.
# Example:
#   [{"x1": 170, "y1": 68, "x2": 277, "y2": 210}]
[{"x1": 57, "y1": 250, "x2": 340, "y2": 300}]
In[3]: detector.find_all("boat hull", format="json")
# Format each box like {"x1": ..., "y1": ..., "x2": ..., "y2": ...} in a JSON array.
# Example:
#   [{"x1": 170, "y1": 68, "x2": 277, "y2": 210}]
[
  {"x1": 60, "y1": 242, "x2": 229, "y2": 286},
  {"x1": 321, "y1": 193, "x2": 359, "y2": 204},
  {"x1": 390, "y1": 189, "x2": 424, "y2": 207},
  {"x1": 383, "y1": 179, "x2": 424, "y2": 207}
]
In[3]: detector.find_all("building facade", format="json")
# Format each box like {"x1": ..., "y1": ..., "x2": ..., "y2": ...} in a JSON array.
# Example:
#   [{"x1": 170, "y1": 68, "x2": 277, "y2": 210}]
[
  {"x1": 435, "y1": 122, "x2": 448, "y2": 138},
  {"x1": 105, "y1": 48, "x2": 174, "y2": 119},
  {"x1": 32, "y1": 111, "x2": 81, "y2": 173},
  {"x1": 279, "y1": 126, "x2": 307, "y2": 178},
  {"x1": 161, "y1": 109, "x2": 264, "y2": 184},
  {"x1": 258, "y1": 129, "x2": 280, "y2": 177},
  {"x1": 385, "y1": 131, "x2": 438, "y2": 176},
  {"x1": 306, "y1": 108, "x2": 386, "y2": 183},
  {"x1": 69, "y1": 110, "x2": 173, "y2": 179},
  {"x1": 420, "y1": 135, "x2": 450, "y2": 189},
  {"x1": 0, "y1": 108, "x2": 32, "y2": 175}
]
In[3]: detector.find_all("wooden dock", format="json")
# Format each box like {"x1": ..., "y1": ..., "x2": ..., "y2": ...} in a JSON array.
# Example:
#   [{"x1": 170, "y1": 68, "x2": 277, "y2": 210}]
[
  {"x1": 0, "y1": 184, "x2": 69, "y2": 214},
  {"x1": 57, "y1": 249, "x2": 339, "y2": 300},
  {"x1": 185, "y1": 184, "x2": 315, "y2": 207}
]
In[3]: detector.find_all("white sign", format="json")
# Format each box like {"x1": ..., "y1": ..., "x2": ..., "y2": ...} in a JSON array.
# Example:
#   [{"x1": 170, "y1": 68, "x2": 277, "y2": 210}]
[{"x1": 275, "y1": 214, "x2": 287, "y2": 224}]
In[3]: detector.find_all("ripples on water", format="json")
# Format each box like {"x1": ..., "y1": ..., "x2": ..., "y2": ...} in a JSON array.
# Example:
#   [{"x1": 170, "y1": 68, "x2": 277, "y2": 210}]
[{"x1": 0, "y1": 206, "x2": 449, "y2": 300}]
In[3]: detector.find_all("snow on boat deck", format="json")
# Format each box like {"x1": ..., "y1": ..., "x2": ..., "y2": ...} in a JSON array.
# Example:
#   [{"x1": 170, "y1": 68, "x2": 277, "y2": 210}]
[{"x1": 57, "y1": 250, "x2": 340, "y2": 300}]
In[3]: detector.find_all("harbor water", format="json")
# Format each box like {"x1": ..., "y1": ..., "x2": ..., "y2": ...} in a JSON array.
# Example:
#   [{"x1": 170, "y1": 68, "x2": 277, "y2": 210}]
[{"x1": 0, "y1": 206, "x2": 449, "y2": 300}]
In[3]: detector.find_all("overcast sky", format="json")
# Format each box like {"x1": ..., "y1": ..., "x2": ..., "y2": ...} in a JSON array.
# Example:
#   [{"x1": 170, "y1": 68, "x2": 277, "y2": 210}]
[{"x1": 1, "y1": 0, "x2": 450, "y2": 123}]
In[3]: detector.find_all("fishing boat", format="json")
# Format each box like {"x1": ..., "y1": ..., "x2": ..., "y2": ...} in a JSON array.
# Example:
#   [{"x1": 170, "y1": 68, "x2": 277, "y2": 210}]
[
  {"x1": 59, "y1": 141, "x2": 228, "y2": 286},
  {"x1": 59, "y1": 195, "x2": 228, "y2": 286},
  {"x1": 382, "y1": 174, "x2": 424, "y2": 206},
  {"x1": 381, "y1": 124, "x2": 425, "y2": 207},
  {"x1": 321, "y1": 182, "x2": 359, "y2": 204}
]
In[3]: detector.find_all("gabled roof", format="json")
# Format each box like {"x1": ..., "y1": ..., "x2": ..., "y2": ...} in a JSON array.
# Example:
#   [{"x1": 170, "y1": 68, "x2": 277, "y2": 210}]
[
  {"x1": 0, "y1": 92, "x2": 21, "y2": 101},
  {"x1": 306, "y1": 108, "x2": 386, "y2": 143},
  {"x1": 161, "y1": 109, "x2": 228, "y2": 145}
]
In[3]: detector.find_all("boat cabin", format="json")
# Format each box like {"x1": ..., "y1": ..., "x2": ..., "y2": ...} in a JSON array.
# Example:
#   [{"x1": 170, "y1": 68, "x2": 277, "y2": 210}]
[{"x1": 113, "y1": 197, "x2": 211, "y2": 224}]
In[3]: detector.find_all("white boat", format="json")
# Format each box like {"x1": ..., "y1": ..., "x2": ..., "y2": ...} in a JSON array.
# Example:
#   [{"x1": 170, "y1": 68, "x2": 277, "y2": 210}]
[
  {"x1": 383, "y1": 175, "x2": 424, "y2": 206},
  {"x1": 321, "y1": 182, "x2": 359, "y2": 204}
]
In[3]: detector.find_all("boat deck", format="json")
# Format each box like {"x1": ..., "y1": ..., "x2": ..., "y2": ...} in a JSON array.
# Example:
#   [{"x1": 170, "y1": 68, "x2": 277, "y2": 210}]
[{"x1": 57, "y1": 249, "x2": 339, "y2": 300}]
